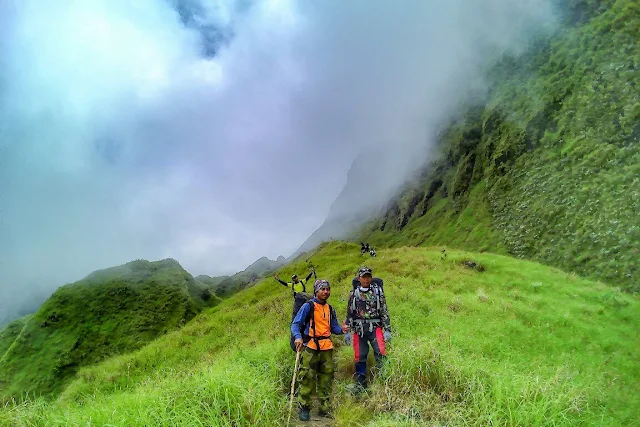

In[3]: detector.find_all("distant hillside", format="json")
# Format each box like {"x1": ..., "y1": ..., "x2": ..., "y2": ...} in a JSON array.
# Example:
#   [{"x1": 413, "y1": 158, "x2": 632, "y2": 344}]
[
  {"x1": 246, "y1": 255, "x2": 287, "y2": 275},
  {"x1": 0, "y1": 258, "x2": 216, "y2": 397},
  {"x1": 195, "y1": 274, "x2": 229, "y2": 289},
  {"x1": 346, "y1": 0, "x2": 639, "y2": 290},
  {"x1": 214, "y1": 255, "x2": 286, "y2": 297}
]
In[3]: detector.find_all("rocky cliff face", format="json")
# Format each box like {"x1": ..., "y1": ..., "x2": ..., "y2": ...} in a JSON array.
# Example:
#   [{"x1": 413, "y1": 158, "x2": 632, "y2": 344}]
[{"x1": 293, "y1": 147, "x2": 412, "y2": 256}]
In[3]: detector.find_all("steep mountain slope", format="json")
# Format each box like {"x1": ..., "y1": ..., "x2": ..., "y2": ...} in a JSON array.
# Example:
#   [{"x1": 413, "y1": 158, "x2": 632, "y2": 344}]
[
  {"x1": 353, "y1": 0, "x2": 639, "y2": 290},
  {"x1": 3, "y1": 242, "x2": 638, "y2": 425},
  {"x1": 294, "y1": 149, "x2": 399, "y2": 256},
  {"x1": 0, "y1": 258, "x2": 216, "y2": 397}
]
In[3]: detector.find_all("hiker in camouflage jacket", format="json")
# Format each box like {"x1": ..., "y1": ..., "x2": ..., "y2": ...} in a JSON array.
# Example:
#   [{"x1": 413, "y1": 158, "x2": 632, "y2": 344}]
[{"x1": 344, "y1": 266, "x2": 392, "y2": 390}]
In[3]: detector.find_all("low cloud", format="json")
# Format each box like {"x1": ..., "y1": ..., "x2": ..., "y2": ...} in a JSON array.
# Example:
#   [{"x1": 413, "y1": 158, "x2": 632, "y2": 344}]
[{"x1": 0, "y1": 0, "x2": 557, "y2": 324}]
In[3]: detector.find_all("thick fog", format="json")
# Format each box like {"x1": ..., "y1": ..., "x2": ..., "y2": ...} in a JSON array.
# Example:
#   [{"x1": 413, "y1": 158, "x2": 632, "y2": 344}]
[{"x1": 0, "y1": 0, "x2": 557, "y2": 324}]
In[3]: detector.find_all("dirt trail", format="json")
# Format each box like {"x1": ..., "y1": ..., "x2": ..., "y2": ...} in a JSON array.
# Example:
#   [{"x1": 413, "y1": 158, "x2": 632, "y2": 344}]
[{"x1": 290, "y1": 412, "x2": 335, "y2": 427}]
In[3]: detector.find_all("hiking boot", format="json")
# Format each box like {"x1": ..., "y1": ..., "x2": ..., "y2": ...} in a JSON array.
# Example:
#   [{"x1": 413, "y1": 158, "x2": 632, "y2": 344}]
[
  {"x1": 318, "y1": 410, "x2": 333, "y2": 418},
  {"x1": 299, "y1": 407, "x2": 310, "y2": 422},
  {"x1": 345, "y1": 383, "x2": 365, "y2": 398},
  {"x1": 356, "y1": 375, "x2": 368, "y2": 390}
]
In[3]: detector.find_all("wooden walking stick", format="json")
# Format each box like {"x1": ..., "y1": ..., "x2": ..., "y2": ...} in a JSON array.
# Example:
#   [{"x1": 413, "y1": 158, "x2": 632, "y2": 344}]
[{"x1": 287, "y1": 349, "x2": 302, "y2": 426}]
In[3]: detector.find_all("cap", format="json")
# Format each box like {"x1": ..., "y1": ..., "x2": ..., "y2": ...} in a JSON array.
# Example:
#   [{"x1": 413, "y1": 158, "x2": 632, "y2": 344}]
[{"x1": 357, "y1": 267, "x2": 372, "y2": 277}]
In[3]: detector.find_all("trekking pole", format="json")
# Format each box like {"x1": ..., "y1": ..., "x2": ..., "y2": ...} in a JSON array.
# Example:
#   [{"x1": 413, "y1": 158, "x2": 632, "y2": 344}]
[{"x1": 287, "y1": 350, "x2": 302, "y2": 426}]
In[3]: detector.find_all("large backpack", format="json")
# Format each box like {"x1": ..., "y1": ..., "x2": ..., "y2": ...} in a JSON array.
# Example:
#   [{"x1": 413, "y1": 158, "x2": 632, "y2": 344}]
[
  {"x1": 291, "y1": 292, "x2": 314, "y2": 321},
  {"x1": 288, "y1": 276, "x2": 314, "y2": 330},
  {"x1": 290, "y1": 299, "x2": 336, "y2": 352},
  {"x1": 350, "y1": 283, "x2": 384, "y2": 312},
  {"x1": 352, "y1": 276, "x2": 384, "y2": 290}
]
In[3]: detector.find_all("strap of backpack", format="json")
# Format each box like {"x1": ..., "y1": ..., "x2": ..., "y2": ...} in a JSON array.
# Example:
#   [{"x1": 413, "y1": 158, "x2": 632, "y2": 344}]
[
  {"x1": 304, "y1": 301, "x2": 334, "y2": 350},
  {"x1": 351, "y1": 289, "x2": 359, "y2": 311},
  {"x1": 305, "y1": 301, "x2": 320, "y2": 350},
  {"x1": 303, "y1": 300, "x2": 313, "y2": 325},
  {"x1": 301, "y1": 301, "x2": 315, "y2": 348},
  {"x1": 312, "y1": 309, "x2": 320, "y2": 350},
  {"x1": 315, "y1": 304, "x2": 334, "y2": 348}
]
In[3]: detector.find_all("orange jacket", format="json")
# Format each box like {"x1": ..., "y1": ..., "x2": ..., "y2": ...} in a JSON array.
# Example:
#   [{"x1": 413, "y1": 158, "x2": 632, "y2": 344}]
[{"x1": 291, "y1": 298, "x2": 344, "y2": 350}]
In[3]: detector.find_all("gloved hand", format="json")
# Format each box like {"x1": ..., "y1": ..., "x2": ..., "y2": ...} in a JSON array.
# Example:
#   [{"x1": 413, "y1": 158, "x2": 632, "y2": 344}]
[
  {"x1": 383, "y1": 330, "x2": 392, "y2": 343},
  {"x1": 344, "y1": 333, "x2": 352, "y2": 346}
]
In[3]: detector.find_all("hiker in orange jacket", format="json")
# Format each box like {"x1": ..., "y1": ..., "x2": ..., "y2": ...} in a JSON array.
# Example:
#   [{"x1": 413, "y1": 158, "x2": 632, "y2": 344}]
[{"x1": 291, "y1": 279, "x2": 348, "y2": 421}]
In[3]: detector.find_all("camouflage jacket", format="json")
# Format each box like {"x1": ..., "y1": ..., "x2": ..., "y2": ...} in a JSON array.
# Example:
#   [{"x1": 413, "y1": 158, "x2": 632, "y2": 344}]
[{"x1": 345, "y1": 284, "x2": 391, "y2": 332}]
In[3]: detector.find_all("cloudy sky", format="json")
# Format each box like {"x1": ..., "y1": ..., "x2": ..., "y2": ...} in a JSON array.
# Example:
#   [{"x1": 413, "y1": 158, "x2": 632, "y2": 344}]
[{"x1": 0, "y1": 0, "x2": 557, "y2": 323}]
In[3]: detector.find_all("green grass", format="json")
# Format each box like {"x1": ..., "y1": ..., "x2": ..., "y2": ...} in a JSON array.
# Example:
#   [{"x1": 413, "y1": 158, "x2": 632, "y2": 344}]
[
  {"x1": 0, "y1": 5, "x2": 640, "y2": 426},
  {"x1": 361, "y1": 181, "x2": 508, "y2": 255},
  {"x1": 0, "y1": 259, "x2": 217, "y2": 398},
  {"x1": 2, "y1": 4, "x2": 639, "y2": 423},
  {"x1": 3, "y1": 242, "x2": 638, "y2": 426}
]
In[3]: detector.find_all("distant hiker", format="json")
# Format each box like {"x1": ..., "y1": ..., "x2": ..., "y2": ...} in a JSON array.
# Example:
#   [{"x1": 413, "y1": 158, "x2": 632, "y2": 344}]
[
  {"x1": 360, "y1": 242, "x2": 367, "y2": 254},
  {"x1": 344, "y1": 267, "x2": 392, "y2": 392},
  {"x1": 274, "y1": 269, "x2": 315, "y2": 296},
  {"x1": 364, "y1": 243, "x2": 370, "y2": 253},
  {"x1": 275, "y1": 269, "x2": 317, "y2": 351},
  {"x1": 351, "y1": 266, "x2": 384, "y2": 290},
  {"x1": 369, "y1": 248, "x2": 376, "y2": 257},
  {"x1": 291, "y1": 279, "x2": 348, "y2": 421}
]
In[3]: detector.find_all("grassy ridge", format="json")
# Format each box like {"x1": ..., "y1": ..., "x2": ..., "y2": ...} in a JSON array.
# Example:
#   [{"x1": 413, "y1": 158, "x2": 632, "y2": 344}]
[
  {"x1": 3, "y1": 242, "x2": 638, "y2": 426},
  {"x1": 0, "y1": 259, "x2": 217, "y2": 398}
]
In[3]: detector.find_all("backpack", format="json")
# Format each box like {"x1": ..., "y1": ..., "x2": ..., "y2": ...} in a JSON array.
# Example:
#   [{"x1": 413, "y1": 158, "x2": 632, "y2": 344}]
[
  {"x1": 352, "y1": 276, "x2": 384, "y2": 290},
  {"x1": 350, "y1": 283, "x2": 384, "y2": 313},
  {"x1": 288, "y1": 273, "x2": 317, "y2": 352},
  {"x1": 291, "y1": 292, "x2": 314, "y2": 321},
  {"x1": 289, "y1": 299, "x2": 336, "y2": 352}
]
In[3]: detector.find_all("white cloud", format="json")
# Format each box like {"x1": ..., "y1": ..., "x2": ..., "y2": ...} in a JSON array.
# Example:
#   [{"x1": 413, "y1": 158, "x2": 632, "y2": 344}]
[{"x1": 0, "y1": 0, "x2": 557, "y2": 324}]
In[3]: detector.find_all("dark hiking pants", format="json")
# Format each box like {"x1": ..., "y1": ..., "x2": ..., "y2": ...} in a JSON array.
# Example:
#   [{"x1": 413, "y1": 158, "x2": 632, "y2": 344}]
[{"x1": 352, "y1": 326, "x2": 387, "y2": 387}]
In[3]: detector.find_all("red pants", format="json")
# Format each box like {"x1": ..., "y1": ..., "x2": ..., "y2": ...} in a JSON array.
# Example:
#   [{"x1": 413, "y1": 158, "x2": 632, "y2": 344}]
[{"x1": 352, "y1": 327, "x2": 386, "y2": 385}]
